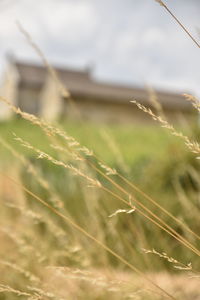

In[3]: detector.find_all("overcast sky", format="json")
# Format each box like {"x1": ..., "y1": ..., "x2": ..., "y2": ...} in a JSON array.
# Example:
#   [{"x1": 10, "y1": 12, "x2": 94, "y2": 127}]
[{"x1": 0, "y1": 0, "x2": 200, "y2": 95}]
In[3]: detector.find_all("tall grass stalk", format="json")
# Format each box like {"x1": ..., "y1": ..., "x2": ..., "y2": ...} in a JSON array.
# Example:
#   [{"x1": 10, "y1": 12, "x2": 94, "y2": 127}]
[{"x1": 155, "y1": 0, "x2": 200, "y2": 48}]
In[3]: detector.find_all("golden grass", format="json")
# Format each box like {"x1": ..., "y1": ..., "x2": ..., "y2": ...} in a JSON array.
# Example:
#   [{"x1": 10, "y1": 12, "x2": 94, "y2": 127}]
[
  {"x1": 155, "y1": 0, "x2": 200, "y2": 49},
  {"x1": 0, "y1": 3, "x2": 200, "y2": 299}
]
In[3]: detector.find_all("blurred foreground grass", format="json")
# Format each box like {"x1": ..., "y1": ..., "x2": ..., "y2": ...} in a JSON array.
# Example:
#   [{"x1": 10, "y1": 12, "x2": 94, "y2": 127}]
[{"x1": 0, "y1": 118, "x2": 200, "y2": 299}]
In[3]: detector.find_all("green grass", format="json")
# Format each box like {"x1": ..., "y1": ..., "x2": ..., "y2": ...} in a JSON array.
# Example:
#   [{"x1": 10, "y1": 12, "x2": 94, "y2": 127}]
[{"x1": 0, "y1": 118, "x2": 182, "y2": 166}]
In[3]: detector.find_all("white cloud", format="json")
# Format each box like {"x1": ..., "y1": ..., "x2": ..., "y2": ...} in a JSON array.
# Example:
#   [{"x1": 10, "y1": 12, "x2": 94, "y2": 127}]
[
  {"x1": 0, "y1": 0, "x2": 199, "y2": 96},
  {"x1": 142, "y1": 28, "x2": 165, "y2": 46},
  {"x1": 38, "y1": 1, "x2": 97, "y2": 42}
]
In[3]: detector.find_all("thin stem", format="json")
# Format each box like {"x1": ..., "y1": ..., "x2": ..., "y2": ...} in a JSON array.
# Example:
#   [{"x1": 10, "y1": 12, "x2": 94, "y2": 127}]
[{"x1": 156, "y1": 0, "x2": 200, "y2": 48}]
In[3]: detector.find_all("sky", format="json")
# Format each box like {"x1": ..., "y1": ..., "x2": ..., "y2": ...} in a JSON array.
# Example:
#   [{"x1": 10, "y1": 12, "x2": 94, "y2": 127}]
[{"x1": 0, "y1": 0, "x2": 200, "y2": 96}]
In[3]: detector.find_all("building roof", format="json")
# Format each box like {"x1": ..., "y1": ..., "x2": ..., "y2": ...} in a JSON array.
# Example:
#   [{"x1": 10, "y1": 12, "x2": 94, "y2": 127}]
[
  {"x1": 14, "y1": 60, "x2": 192, "y2": 111},
  {"x1": 15, "y1": 61, "x2": 90, "y2": 88}
]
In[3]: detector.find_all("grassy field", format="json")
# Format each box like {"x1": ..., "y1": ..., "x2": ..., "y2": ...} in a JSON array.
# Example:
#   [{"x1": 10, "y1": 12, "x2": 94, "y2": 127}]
[
  {"x1": 0, "y1": 118, "x2": 182, "y2": 164},
  {"x1": 0, "y1": 117, "x2": 199, "y2": 299}
]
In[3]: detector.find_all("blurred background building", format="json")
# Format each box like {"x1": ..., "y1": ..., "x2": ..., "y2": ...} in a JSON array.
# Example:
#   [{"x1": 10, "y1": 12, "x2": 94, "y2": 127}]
[
  {"x1": 0, "y1": 58, "x2": 194, "y2": 123},
  {"x1": 0, "y1": 0, "x2": 199, "y2": 121}
]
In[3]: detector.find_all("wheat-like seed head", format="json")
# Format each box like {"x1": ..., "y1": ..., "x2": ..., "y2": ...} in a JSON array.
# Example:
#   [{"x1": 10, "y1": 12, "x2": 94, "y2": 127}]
[
  {"x1": 142, "y1": 248, "x2": 193, "y2": 271},
  {"x1": 13, "y1": 134, "x2": 102, "y2": 188},
  {"x1": 155, "y1": 0, "x2": 164, "y2": 7},
  {"x1": 131, "y1": 100, "x2": 200, "y2": 155},
  {"x1": 108, "y1": 208, "x2": 136, "y2": 218},
  {"x1": 183, "y1": 94, "x2": 200, "y2": 113},
  {"x1": 0, "y1": 284, "x2": 31, "y2": 297}
]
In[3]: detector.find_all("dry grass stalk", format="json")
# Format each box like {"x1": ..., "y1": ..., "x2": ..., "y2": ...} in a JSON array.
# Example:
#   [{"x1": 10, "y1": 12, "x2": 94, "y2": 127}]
[
  {"x1": 183, "y1": 93, "x2": 200, "y2": 113},
  {"x1": 142, "y1": 249, "x2": 193, "y2": 271},
  {"x1": 50, "y1": 144, "x2": 84, "y2": 161},
  {"x1": 17, "y1": 22, "x2": 82, "y2": 119},
  {"x1": 45, "y1": 266, "x2": 148, "y2": 298},
  {"x1": 147, "y1": 85, "x2": 166, "y2": 120},
  {"x1": 0, "y1": 96, "x2": 93, "y2": 160},
  {"x1": 16, "y1": 22, "x2": 70, "y2": 100},
  {"x1": 0, "y1": 284, "x2": 31, "y2": 297},
  {"x1": 131, "y1": 100, "x2": 200, "y2": 155},
  {"x1": 5, "y1": 201, "x2": 67, "y2": 241},
  {"x1": 0, "y1": 260, "x2": 40, "y2": 283},
  {"x1": 13, "y1": 134, "x2": 102, "y2": 188},
  {"x1": 0, "y1": 140, "x2": 44, "y2": 188},
  {"x1": 0, "y1": 226, "x2": 46, "y2": 263},
  {"x1": 98, "y1": 162, "x2": 117, "y2": 176},
  {"x1": 27, "y1": 286, "x2": 64, "y2": 300},
  {"x1": 108, "y1": 208, "x2": 136, "y2": 218},
  {"x1": 155, "y1": 0, "x2": 164, "y2": 6},
  {"x1": 154, "y1": 0, "x2": 200, "y2": 49}
]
